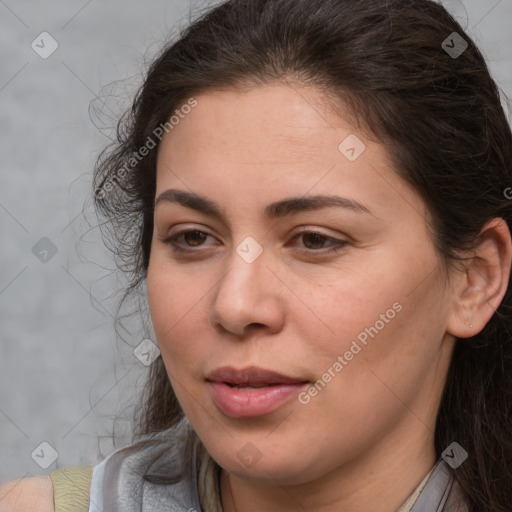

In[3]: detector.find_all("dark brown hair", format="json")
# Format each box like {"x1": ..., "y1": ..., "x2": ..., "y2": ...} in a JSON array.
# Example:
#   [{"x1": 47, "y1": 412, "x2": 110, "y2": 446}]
[{"x1": 92, "y1": 1, "x2": 512, "y2": 510}]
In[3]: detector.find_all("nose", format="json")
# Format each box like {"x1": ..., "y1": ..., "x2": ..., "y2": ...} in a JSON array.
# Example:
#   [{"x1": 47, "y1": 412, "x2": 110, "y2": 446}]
[{"x1": 209, "y1": 244, "x2": 285, "y2": 338}]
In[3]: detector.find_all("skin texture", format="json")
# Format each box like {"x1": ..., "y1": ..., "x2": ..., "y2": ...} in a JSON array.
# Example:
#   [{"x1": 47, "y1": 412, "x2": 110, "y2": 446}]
[
  {"x1": 147, "y1": 83, "x2": 512, "y2": 512},
  {"x1": 0, "y1": 475, "x2": 54, "y2": 511}
]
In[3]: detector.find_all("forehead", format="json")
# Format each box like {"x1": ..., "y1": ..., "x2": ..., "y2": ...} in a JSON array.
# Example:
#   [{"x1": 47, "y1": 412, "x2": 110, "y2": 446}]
[
  {"x1": 157, "y1": 84, "x2": 353, "y2": 169},
  {"x1": 154, "y1": 84, "x2": 427, "y2": 225}
]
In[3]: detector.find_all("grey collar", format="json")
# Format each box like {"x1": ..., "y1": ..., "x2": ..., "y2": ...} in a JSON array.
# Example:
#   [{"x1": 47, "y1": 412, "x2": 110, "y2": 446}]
[
  {"x1": 87, "y1": 417, "x2": 469, "y2": 512},
  {"x1": 409, "y1": 458, "x2": 469, "y2": 512}
]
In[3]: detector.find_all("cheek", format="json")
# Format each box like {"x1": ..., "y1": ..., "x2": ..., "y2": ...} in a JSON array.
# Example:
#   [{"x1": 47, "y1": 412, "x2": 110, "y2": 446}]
[
  {"x1": 285, "y1": 262, "x2": 404, "y2": 358},
  {"x1": 146, "y1": 253, "x2": 211, "y2": 367},
  {"x1": 288, "y1": 248, "x2": 445, "y2": 399}
]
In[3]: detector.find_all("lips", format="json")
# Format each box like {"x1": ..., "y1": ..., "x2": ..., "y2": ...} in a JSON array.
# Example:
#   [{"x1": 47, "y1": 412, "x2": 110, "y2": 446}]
[
  {"x1": 206, "y1": 366, "x2": 308, "y2": 386},
  {"x1": 206, "y1": 366, "x2": 309, "y2": 417}
]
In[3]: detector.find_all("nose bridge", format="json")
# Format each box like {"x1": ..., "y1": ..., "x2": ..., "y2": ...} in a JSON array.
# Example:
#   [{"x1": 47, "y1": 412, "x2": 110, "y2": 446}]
[
  {"x1": 216, "y1": 235, "x2": 267, "y2": 309},
  {"x1": 210, "y1": 235, "x2": 284, "y2": 336}
]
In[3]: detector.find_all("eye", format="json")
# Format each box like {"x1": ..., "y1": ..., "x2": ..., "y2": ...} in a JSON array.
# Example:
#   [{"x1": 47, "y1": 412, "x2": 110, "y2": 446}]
[
  {"x1": 290, "y1": 229, "x2": 349, "y2": 254},
  {"x1": 159, "y1": 229, "x2": 215, "y2": 252},
  {"x1": 158, "y1": 228, "x2": 349, "y2": 255}
]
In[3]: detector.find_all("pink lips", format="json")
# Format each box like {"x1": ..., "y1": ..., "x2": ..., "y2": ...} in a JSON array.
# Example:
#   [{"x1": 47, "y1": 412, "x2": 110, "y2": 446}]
[{"x1": 206, "y1": 366, "x2": 309, "y2": 418}]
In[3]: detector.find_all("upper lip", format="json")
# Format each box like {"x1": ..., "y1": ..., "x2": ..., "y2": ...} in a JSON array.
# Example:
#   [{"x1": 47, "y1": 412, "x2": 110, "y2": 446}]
[{"x1": 206, "y1": 366, "x2": 308, "y2": 386}]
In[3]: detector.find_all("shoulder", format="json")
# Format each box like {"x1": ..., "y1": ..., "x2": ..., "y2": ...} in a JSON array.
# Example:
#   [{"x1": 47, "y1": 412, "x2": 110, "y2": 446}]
[{"x1": 0, "y1": 475, "x2": 54, "y2": 512}]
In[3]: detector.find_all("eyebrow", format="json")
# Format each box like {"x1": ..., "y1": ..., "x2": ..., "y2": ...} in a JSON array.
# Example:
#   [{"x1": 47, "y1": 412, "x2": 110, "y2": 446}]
[{"x1": 154, "y1": 189, "x2": 374, "y2": 221}]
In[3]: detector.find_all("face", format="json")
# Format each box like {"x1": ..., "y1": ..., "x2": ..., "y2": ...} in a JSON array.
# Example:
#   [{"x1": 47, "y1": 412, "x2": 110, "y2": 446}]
[{"x1": 147, "y1": 83, "x2": 458, "y2": 486}]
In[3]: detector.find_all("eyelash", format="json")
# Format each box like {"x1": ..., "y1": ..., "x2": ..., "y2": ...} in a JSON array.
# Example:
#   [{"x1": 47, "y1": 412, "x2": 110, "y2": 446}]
[{"x1": 159, "y1": 228, "x2": 349, "y2": 255}]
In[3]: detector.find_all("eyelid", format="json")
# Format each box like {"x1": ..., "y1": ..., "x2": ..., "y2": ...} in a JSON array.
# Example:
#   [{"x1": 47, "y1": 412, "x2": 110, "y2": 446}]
[
  {"x1": 163, "y1": 224, "x2": 347, "y2": 243},
  {"x1": 291, "y1": 225, "x2": 347, "y2": 239},
  {"x1": 159, "y1": 224, "x2": 350, "y2": 255},
  {"x1": 289, "y1": 227, "x2": 349, "y2": 253},
  {"x1": 166, "y1": 223, "x2": 215, "y2": 236}
]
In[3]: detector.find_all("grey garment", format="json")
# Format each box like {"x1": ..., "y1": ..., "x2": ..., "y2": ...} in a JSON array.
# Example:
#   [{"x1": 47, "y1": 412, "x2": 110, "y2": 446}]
[
  {"x1": 410, "y1": 459, "x2": 470, "y2": 512},
  {"x1": 87, "y1": 416, "x2": 203, "y2": 512},
  {"x1": 87, "y1": 416, "x2": 469, "y2": 512}
]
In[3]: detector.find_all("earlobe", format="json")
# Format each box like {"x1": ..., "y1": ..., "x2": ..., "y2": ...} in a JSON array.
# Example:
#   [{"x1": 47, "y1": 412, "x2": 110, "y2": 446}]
[{"x1": 446, "y1": 217, "x2": 512, "y2": 339}]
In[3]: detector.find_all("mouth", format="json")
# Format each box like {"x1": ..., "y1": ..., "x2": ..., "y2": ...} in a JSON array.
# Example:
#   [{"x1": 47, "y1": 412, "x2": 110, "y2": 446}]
[
  {"x1": 223, "y1": 383, "x2": 282, "y2": 389},
  {"x1": 206, "y1": 365, "x2": 308, "y2": 386},
  {"x1": 206, "y1": 366, "x2": 310, "y2": 418}
]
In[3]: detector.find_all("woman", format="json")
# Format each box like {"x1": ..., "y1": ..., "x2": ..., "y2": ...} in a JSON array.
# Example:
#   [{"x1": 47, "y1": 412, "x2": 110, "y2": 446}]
[{"x1": 2, "y1": 0, "x2": 511, "y2": 510}]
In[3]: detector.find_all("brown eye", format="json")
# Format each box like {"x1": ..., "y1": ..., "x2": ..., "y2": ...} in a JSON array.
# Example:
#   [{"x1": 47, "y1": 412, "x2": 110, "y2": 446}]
[
  {"x1": 159, "y1": 229, "x2": 215, "y2": 252},
  {"x1": 291, "y1": 230, "x2": 349, "y2": 254},
  {"x1": 182, "y1": 230, "x2": 208, "y2": 247},
  {"x1": 301, "y1": 232, "x2": 329, "y2": 250},
  {"x1": 160, "y1": 228, "x2": 348, "y2": 256}
]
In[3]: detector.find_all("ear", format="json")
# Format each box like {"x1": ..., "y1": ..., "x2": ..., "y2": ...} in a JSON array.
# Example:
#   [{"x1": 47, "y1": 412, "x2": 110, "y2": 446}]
[{"x1": 447, "y1": 217, "x2": 512, "y2": 339}]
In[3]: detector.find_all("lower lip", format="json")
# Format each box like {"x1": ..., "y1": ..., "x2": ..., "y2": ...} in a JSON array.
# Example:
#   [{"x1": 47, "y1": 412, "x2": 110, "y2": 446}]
[{"x1": 208, "y1": 381, "x2": 307, "y2": 418}]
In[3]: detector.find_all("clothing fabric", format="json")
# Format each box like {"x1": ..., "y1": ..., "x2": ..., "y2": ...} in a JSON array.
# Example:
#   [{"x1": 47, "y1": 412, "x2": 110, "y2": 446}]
[
  {"x1": 51, "y1": 449, "x2": 430, "y2": 511},
  {"x1": 81, "y1": 416, "x2": 469, "y2": 512},
  {"x1": 49, "y1": 465, "x2": 93, "y2": 512}
]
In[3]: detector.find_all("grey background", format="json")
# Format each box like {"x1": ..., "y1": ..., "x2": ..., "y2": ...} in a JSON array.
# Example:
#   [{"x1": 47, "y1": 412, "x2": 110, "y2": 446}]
[{"x1": 1, "y1": 0, "x2": 511, "y2": 484}]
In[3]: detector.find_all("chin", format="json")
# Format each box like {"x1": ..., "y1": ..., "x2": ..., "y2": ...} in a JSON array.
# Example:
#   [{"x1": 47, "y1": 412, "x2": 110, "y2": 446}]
[{"x1": 208, "y1": 441, "x2": 328, "y2": 486}]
